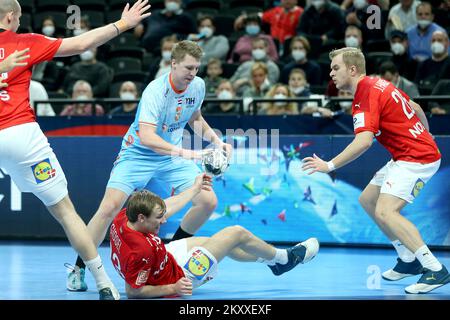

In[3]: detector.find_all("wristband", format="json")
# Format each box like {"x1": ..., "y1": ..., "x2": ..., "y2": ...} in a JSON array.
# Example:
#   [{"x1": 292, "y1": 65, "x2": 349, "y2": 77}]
[
  {"x1": 327, "y1": 161, "x2": 336, "y2": 172},
  {"x1": 113, "y1": 19, "x2": 128, "y2": 35}
]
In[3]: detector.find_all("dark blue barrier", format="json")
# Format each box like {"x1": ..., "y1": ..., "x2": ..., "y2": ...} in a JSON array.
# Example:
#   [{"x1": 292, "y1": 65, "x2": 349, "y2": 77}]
[{"x1": 0, "y1": 135, "x2": 449, "y2": 247}]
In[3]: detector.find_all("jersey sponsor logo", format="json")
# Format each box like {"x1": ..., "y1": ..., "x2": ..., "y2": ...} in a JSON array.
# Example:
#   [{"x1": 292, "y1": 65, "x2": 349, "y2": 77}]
[
  {"x1": 31, "y1": 159, "x2": 56, "y2": 183},
  {"x1": 185, "y1": 97, "x2": 196, "y2": 107},
  {"x1": 184, "y1": 249, "x2": 213, "y2": 281},
  {"x1": 353, "y1": 112, "x2": 365, "y2": 130},
  {"x1": 354, "y1": 103, "x2": 361, "y2": 109},
  {"x1": 136, "y1": 270, "x2": 149, "y2": 286},
  {"x1": 411, "y1": 178, "x2": 425, "y2": 198}
]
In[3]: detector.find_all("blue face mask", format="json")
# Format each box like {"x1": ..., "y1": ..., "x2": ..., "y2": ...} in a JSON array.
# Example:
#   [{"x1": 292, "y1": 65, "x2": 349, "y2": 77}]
[{"x1": 246, "y1": 25, "x2": 260, "y2": 35}]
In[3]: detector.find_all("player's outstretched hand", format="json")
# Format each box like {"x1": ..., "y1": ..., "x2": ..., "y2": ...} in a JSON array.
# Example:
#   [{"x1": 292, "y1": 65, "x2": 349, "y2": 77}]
[
  {"x1": 218, "y1": 142, "x2": 233, "y2": 163},
  {"x1": 121, "y1": 0, "x2": 152, "y2": 29},
  {"x1": 0, "y1": 48, "x2": 30, "y2": 74},
  {"x1": 194, "y1": 173, "x2": 213, "y2": 192},
  {"x1": 302, "y1": 153, "x2": 329, "y2": 175},
  {"x1": 174, "y1": 277, "x2": 193, "y2": 296}
]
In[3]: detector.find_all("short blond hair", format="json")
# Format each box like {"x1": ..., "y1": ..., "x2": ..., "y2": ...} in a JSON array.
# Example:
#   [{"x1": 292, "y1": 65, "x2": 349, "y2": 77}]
[
  {"x1": 171, "y1": 40, "x2": 203, "y2": 63},
  {"x1": 329, "y1": 47, "x2": 366, "y2": 74}
]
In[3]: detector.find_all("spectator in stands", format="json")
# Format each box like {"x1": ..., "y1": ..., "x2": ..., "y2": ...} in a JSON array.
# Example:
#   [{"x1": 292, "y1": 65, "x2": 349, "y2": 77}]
[
  {"x1": 188, "y1": 15, "x2": 229, "y2": 67},
  {"x1": 343, "y1": 0, "x2": 386, "y2": 43},
  {"x1": 288, "y1": 68, "x2": 312, "y2": 98},
  {"x1": 335, "y1": 89, "x2": 354, "y2": 115},
  {"x1": 280, "y1": 36, "x2": 321, "y2": 85},
  {"x1": 72, "y1": 15, "x2": 90, "y2": 37},
  {"x1": 430, "y1": 79, "x2": 450, "y2": 115},
  {"x1": 242, "y1": 62, "x2": 272, "y2": 113},
  {"x1": 258, "y1": 0, "x2": 304, "y2": 54},
  {"x1": 340, "y1": 0, "x2": 390, "y2": 11},
  {"x1": 433, "y1": 0, "x2": 450, "y2": 30},
  {"x1": 260, "y1": 83, "x2": 299, "y2": 115},
  {"x1": 61, "y1": 47, "x2": 113, "y2": 98},
  {"x1": 109, "y1": 81, "x2": 139, "y2": 116},
  {"x1": 29, "y1": 80, "x2": 55, "y2": 116},
  {"x1": 385, "y1": 0, "x2": 421, "y2": 39},
  {"x1": 204, "y1": 58, "x2": 224, "y2": 97},
  {"x1": 229, "y1": 14, "x2": 278, "y2": 64},
  {"x1": 146, "y1": 34, "x2": 178, "y2": 82},
  {"x1": 231, "y1": 38, "x2": 280, "y2": 96},
  {"x1": 343, "y1": 25, "x2": 377, "y2": 74},
  {"x1": 134, "y1": 0, "x2": 196, "y2": 54},
  {"x1": 41, "y1": 16, "x2": 57, "y2": 38},
  {"x1": 415, "y1": 30, "x2": 450, "y2": 90},
  {"x1": 389, "y1": 29, "x2": 418, "y2": 81},
  {"x1": 203, "y1": 80, "x2": 239, "y2": 114},
  {"x1": 407, "y1": 2, "x2": 447, "y2": 62},
  {"x1": 60, "y1": 80, "x2": 104, "y2": 116},
  {"x1": 379, "y1": 61, "x2": 420, "y2": 98},
  {"x1": 296, "y1": 0, "x2": 346, "y2": 59}
]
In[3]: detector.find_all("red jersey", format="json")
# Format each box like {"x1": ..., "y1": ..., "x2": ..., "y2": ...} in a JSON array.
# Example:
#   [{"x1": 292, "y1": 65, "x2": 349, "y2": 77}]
[
  {"x1": 262, "y1": 6, "x2": 303, "y2": 43},
  {"x1": 352, "y1": 76, "x2": 440, "y2": 163},
  {"x1": 110, "y1": 209, "x2": 185, "y2": 289},
  {"x1": 0, "y1": 29, "x2": 62, "y2": 130}
]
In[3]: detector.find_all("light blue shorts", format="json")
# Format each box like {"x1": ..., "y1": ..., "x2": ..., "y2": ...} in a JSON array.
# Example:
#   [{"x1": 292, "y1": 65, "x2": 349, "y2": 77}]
[{"x1": 107, "y1": 153, "x2": 202, "y2": 197}]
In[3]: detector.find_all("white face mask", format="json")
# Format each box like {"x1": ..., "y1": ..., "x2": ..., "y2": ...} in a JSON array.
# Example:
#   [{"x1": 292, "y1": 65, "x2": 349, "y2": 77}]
[
  {"x1": 162, "y1": 50, "x2": 172, "y2": 61},
  {"x1": 80, "y1": 50, "x2": 94, "y2": 61},
  {"x1": 273, "y1": 93, "x2": 287, "y2": 106},
  {"x1": 417, "y1": 19, "x2": 432, "y2": 29},
  {"x1": 218, "y1": 89, "x2": 233, "y2": 100},
  {"x1": 391, "y1": 42, "x2": 406, "y2": 55},
  {"x1": 199, "y1": 26, "x2": 213, "y2": 38},
  {"x1": 339, "y1": 101, "x2": 353, "y2": 110},
  {"x1": 290, "y1": 86, "x2": 305, "y2": 95},
  {"x1": 246, "y1": 25, "x2": 260, "y2": 35},
  {"x1": 345, "y1": 36, "x2": 359, "y2": 48},
  {"x1": 165, "y1": 1, "x2": 180, "y2": 12},
  {"x1": 353, "y1": 0, "x2": 367, "y2": 10},
  {"x1": 292, "y1": 49, "x2": 306, "y2": 61},
  {"x1": 76, "y1": 94, "x2": 89, "y2": 101},
  {"x1": 311, "y1": 0, "x2": 325, "y2": 10},
  {"x1": 73, "y1": 28, "x2": 87, "y2": 36},
  {"x1": 42, "y1": 25, "x2": 55, "y2": 36},
  {"x1": 120, "y1": 92, "x2": 136, "y2": 100},
  {"x1": 431, "y1": 42, "x2": 446, "y2": 55},
  {"x1": 252, "y1": 49, "x2": 266, "y2": 60}
]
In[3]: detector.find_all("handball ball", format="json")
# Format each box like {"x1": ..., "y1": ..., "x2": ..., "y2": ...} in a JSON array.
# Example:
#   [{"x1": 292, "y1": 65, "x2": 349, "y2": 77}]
[{"x1": 202, "y1": 149, "x2": 229, "y2": 176}]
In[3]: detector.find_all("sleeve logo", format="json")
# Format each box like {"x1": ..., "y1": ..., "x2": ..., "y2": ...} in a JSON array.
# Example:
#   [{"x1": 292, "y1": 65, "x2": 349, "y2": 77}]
[
  {"x1": 353, "y1": 112, "x2": 365, "y2": 130},
  {"x1": 31, "y1": 159, "x2": 56, "y2": 183}
]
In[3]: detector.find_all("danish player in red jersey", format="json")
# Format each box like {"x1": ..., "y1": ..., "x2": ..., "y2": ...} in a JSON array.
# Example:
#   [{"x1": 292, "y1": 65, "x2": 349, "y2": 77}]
[
  {"x1": 110, "y1": 173, "x2": 319, "y2": 298},
  {"x1": 0, "y1": 0, "x2": 151, "y2": 299},
  {"x1": 302, "y1": 47, "x2": 449, "y2": 294}
]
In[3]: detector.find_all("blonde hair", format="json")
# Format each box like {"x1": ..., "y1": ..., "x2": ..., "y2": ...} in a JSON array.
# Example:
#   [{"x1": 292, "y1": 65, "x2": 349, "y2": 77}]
[
  {"x1": 0, "y1": 0, "x2": 20, "y2": 19},
  {"x1": 171, "y1": 40, "x2": 203, "y2": 62},
  {"x1": 263, "y1": 83, "x2": 298, "y2": 115},
  {"x1": 329, "y1": 47, "x2": 366, "y2": 74}
]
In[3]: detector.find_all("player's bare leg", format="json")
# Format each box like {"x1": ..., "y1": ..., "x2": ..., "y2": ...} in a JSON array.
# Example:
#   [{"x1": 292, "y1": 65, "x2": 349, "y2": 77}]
[
  {"x1": 48, "y1": 195, "x2": 119, "y2": 299},
  {"x1": 374, "y1": 194, "x2": 449, "y2": 293},
  {"x1": 173, "y1": 189, "x2": 217, "y2": 240}
]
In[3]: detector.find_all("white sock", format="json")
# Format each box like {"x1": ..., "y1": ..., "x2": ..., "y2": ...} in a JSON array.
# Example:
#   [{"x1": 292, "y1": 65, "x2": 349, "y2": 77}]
[
  {"x1": 391, "y1": 240, "x2": 415, "y2": 263},
  {"x1": 414, "y1": 245, "x2": 442, "y2": 272},
  {"x1": 84, "y1": 255, "x2": 113, "y2": 291},
  {"x1": 265, "y1": 249, "x2": 288, "y2": 266}
]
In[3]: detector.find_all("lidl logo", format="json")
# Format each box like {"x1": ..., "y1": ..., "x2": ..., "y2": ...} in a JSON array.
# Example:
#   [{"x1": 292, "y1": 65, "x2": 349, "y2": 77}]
[
  {"x1": 411, "y1": 178, "x2": 425, "y2": 198},
  {"x1": 184, "y1": 249, "x2": 212, "y2": 280},
  {"x1": 31, "y1": 159, "x2": 56, "y2": 183}
]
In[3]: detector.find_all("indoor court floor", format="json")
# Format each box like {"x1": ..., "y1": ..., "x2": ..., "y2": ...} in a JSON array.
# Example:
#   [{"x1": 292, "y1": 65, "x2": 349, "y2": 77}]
[{"x1": 1, "y1": 240, "x2": 449, "y2": 300}]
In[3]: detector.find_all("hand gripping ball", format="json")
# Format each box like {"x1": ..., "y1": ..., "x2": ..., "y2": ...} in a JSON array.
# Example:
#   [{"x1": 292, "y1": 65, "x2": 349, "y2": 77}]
[{"x1": 201, "y1": 148, "x2": 229, "y2": 176}]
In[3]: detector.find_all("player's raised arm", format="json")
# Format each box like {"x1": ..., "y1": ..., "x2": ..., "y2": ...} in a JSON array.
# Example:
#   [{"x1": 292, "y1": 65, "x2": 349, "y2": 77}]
[{"x1": 56, "y1": 0, "x2": 151, "y2": 57}]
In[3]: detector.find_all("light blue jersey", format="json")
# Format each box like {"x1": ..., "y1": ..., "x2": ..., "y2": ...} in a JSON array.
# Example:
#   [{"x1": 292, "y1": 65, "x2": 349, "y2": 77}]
[
  {"x1": 121, "y1": 72, "x2": 205, "y2": 159},
  {"x1": 107, "y1": 73, "x2": 205, "y2": 196}
]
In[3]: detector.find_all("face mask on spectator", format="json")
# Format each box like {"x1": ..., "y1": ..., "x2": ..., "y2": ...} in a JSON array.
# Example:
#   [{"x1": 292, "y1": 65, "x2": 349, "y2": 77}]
[
  {"x1": 345, "y1": 36, "x2": 359, "y2": 48},
  {"x1": 292, "y1": 49, "x2": 306, "y2": 61},
  {"x1": 273, "y1": 93, "x2": 287, "y2": 106},
  {"x1": 120, "y1": 92, "x2": 136, "y2": 100},
  {"x1": 431, "y1": 42, "x2": 445, "y2": 55},
  {"x1": 290, "y1": 86, "x2": 305, "y2": 95},
  {"x1": 353, "y1": 0, "x2": 367, "y2": 10},
  {"x1": 162, "y1": 50, "x2": 172, "y2": 61},
  {"x1": 42, "y1": 25, "x2": 55, "y2": 36},
  {"x1": 246, "y1": 25, "x2": 260, "y2": 35},
  {"x1": 339, "y1": 101, "x2": 353, "y2": 110},
  {"x1": 73, "y1": 28, "x2": 88, "y2": 36},
  {"x1": 80, "y1": 50, "x2": 94, "y2": 61},
  {"x1": 417, "y1": 19, "x2": 432, "y2": 29},
  {"x1": 390, "y1": 42, "x2": 406, "y2": 55},
  {"x1": 311, "y1": 0, "x2": 325, "y2": 10},
  {"x1": 76, "y1": 95, "x2": 89, "y2": 101},
  {"x1": 218, "y1": 90, "x2": 233, "y2": 100},
  {"x1": 165, "y1": 1, "x2": 180, "y2": 12},
  {"x1": 199, "y1": 27, "x2": 213, "y2": 38},
  {"x1": 252, "y1": 49, "x2": 266, "y2": 60}
]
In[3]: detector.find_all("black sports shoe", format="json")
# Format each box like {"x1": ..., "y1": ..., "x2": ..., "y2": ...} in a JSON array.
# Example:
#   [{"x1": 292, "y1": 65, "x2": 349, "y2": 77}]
[
  {"x1": 269, "y1": 238, "x2": 319, "y2": 276},
  {"x1": 382, "y1": 258, "x2": 424, "y2": 281},
  {"x1": 99, "y1": 287, "x2": 120, "y2": 300},
  {"x1": 405, "y1": 265, "x2": 450, "y2": 294}
]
